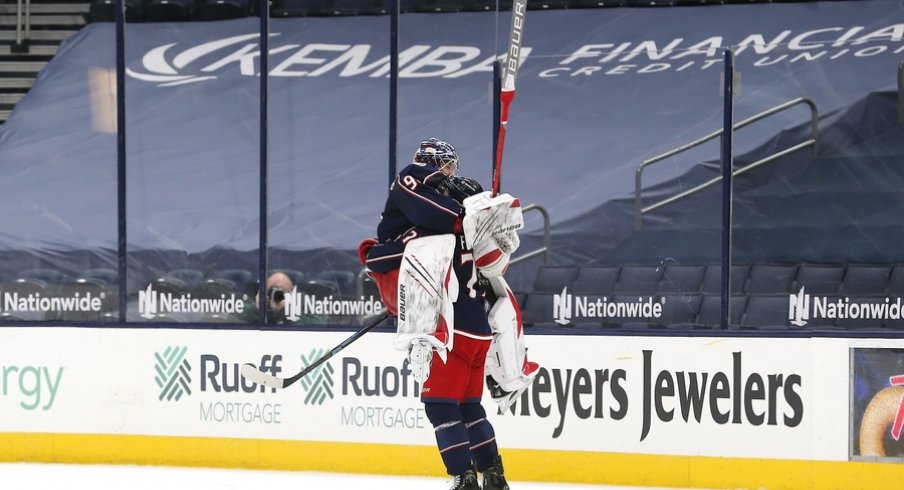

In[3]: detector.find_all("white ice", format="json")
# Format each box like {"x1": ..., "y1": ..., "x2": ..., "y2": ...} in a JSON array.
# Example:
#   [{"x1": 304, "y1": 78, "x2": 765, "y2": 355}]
[{"x1": 0, "y1": 463, "x2": 702, "y2": 490}]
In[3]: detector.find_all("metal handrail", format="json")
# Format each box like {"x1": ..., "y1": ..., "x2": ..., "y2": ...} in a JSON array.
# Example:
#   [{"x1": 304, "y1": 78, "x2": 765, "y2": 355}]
[
  {"x1": 15, "y1": 0, "x2": 32, "y2": 52},
  {"x1": 634, "y1": 97, "x2": 819, "y2": 230},
  {"x1": 510, "y1": 203, "x2": 550, "y2": 266},
  {"x1": 355, "y1": 203, "x2": 552, "y2": 296}
]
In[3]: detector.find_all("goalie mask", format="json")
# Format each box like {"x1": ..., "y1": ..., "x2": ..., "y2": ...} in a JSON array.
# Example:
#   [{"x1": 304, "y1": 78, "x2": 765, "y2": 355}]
[{"x1": 414, "y1": 138, "x2": 460, "y2": 176}]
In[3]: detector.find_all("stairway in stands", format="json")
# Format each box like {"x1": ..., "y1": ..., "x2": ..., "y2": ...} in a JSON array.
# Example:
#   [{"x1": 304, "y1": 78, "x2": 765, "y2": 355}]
[{"x1": 0, "y1": 0, "x2": 87, "y2": 123}]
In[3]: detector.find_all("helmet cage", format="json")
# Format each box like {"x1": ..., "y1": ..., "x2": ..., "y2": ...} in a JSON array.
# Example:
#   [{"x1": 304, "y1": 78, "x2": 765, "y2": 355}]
[{"x1": 414, "y1": 138, "x2": 460, "y2": 176}]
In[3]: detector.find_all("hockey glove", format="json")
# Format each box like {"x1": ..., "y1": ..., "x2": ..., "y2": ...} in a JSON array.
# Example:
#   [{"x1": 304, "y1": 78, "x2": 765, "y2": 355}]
[
  {"x1": 494, "y1": 231, "x2": 520, "y2": 255},
  {"x1": 407, "y1": 337, "x2": 435, "y2": 383}
]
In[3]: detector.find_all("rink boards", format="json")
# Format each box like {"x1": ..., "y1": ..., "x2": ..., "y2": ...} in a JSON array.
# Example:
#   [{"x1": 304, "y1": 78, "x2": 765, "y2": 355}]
[{"x1": 0, "y1": 327, "x2": 903, "y2": 488}]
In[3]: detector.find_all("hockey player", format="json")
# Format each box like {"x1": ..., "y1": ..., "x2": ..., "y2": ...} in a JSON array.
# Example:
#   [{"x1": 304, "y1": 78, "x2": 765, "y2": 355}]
[{"x1": 359, "y1": 138, "x2": 535, "y2": 490}]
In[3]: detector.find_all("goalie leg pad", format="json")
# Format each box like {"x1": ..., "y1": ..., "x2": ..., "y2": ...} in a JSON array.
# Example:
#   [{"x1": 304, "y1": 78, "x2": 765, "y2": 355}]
[{"x1": 394, "y1": 235, "x2": 458, "y2": 352}]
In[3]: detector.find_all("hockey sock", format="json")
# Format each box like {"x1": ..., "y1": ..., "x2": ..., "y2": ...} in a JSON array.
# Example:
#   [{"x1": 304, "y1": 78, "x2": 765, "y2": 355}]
[
  {"x1": 425, "y1": 402, "x2": 472, "y2": 475},
  {"x1": 461, "y1": 401, "x2": 498, "y2": 471}
]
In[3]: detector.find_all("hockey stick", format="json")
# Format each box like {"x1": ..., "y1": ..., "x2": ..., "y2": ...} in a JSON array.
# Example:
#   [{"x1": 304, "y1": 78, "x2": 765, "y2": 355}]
[
  {"x1": 240, "y1": 311, "x2": 392, "y2": 389},
  {"x1": 491, "y1": 0, "x2": 528, "y2": 197}
]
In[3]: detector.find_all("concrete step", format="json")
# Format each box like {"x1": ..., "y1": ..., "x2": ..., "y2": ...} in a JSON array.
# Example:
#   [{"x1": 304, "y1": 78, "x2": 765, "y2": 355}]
[
  {"x1": 0, "y1": 108, "x2": 12, "y2": 121},
  {"x1": 0, "y1": 43, "x2": 57, "y2": 55},
  {"x1": 0, "y1": 14, "x2": 86, "y2": 26},
  {"x1": 0, "y1": 92, "x2": 23, "y2": 104},
  {"x1": 0, "y1": 77, "x2": 33, "y2": 89},
  {"x1": 0, "y1": 4, "x2": 90, "y2": 14},
  {"x1": 0, "y1": 29, "x2": 75, "y2": 41},
  {"x1": 0, "y1": 60, "x2": 47, "y2": 73}
]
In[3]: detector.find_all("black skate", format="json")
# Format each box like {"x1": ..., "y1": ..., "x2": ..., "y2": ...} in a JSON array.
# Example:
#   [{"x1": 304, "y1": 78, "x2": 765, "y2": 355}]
[
  {"x1": 449, "y1": 469, "x2": 480, "y2": 490},
  {"x1": 481, "y1": 455, "x2": 509, "y2": 490}
]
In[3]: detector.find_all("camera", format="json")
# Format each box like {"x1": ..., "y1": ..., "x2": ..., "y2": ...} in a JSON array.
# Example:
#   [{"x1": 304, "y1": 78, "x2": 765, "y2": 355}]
[{"x1": 267, "y1": 287, "x2": 285, "y2": 304}]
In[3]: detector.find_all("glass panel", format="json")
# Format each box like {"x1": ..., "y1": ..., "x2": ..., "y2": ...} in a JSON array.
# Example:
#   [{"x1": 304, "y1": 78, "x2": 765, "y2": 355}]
[
  {"x1": 0, "y1": 3, "x2": 119, "y2": 323},
  {"x1": 730, "y1": 34, "x2": 904, "y2": 332},
  {"x1": 264, "y1": 11, "x2": 393, "y2": 326},
  {"x1": 124, "y1": 8, "x2": 262, "y2": 324}
]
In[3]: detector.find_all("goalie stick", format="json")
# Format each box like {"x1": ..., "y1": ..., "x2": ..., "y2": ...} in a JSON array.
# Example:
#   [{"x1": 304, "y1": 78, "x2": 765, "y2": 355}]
[
  {"x1": 240, "y1": 311, "x2": 391, "y2": 389},
  {"x1": 492, "y1": 0, "x2": 527, "y2": 197}
]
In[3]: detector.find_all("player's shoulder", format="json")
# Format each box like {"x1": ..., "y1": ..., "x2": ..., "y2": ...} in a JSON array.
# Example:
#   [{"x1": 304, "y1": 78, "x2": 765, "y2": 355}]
[{"x1": 399, "y1": 163, "x2": 447, "y2": 187}]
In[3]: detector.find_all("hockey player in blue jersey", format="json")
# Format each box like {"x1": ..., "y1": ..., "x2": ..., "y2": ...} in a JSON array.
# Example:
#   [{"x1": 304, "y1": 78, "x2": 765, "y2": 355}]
[{"x1": 358, "y1": 138, "x2": 538, "y2": 490}]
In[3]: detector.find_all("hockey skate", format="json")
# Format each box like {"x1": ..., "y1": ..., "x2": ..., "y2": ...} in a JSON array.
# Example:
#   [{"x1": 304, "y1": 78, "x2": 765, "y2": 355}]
[
  {"x1": 449, "y1": 469, "x2": 480, "y2": 490},
  {"x1": 481, "y1": 455, "x2": 510, "y2": 490}
]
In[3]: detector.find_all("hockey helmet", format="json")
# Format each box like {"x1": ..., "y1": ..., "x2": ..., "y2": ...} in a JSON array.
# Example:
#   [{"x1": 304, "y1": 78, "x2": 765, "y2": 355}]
[{"x1": 414, "y1": 138, "x2": 460, "y2": 175}]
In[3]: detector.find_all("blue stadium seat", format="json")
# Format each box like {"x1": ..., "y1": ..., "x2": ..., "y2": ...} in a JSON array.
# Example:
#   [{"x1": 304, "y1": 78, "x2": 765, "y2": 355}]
[
  {"x1": 741, "y1": 294, "x2": 792, "y2": 330},
  {"x1": 17, "y1": 268, "x2": 64, "y2": 285},
  {"x1": 657, "y1": 263, "x2": 705, "y2": 294},
  {"x1": 571, "y1": 265, "x2": 619, "y2": 295},
  {"x1": 149, "y1": 277, "x2": 188, "y2": 296},
  {"x1": 88, "y1": 0, "x2": 144, "y2": 22},
  {"x1": 198, "y1": 0, "x2": 250, "y2": 19},
  {"x1": 271, "y1": 0, "x2": 333, "y2": 14},
  {"x1": 697, "y1": 294, "x2": 745, "y2": 328},
  {"x1": 532, "y1": 266, "x2": 578, "y2": 293},
  {"x1": 701, "y1": 263, "x2": 749, "y2": 294},
  {"x1": 210, "y1": 269, "x2": 253, "y2": 292},
  {"x1": 329, "y1": 0, "x2": 388, "y2": 14},
  {"x1": 744, "y1": 263, "x2": 798, "y2": 294},
  {"x1": 144, "y1": 0, "x2": 197, "y2": 21},
  {"x1": 316, "y1": 270, "x2": 356, "y2": 296},
  {"x1": 163, "y1": 268, "x2": 204, "y2": 289},
  {"x1": 793, "y1": 263, "x2": 845, "y2": 295},
  {"x1": 656, "y1": 293, "x2": 702, "y2": 328},
  {"x1": 464, "y1": 0, "x2": 513, "y2": 11},
  {"x1": 613, "y1": 264, "x2": 661, "y2": 294},
  {"x1": 885, "y1": 264, "x2": 904, "y2": 295},
  {"x1": 298, "y1": 279, "x2": 339, "y2": 298},
  {"x1": 842, "y1": 264, "x2": 893, "y2": 295},
  {"x1": 80, "y1": 268, "x2": 119, "y2": 286},
  {"x1": 520, "y1": 292, "x2": 558, "y2": 327},
  {"x1": 191, "y1": 278, "x2": 237, "y2": 299}
]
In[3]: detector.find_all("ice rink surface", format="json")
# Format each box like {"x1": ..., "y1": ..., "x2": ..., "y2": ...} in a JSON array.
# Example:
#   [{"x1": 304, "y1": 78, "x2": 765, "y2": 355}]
[{"x1": 0, "y1": 463, "x2": 706, "y2": 490}]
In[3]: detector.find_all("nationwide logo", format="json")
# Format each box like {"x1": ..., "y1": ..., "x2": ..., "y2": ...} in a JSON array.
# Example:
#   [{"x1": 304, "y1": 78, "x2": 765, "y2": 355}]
[
  {"x1": 0, "y1": 286, "x2": 104, "y2": 314},
  {"x1": 138, "y1": 284, "x2": 245, "y2": 319},
  {"x1": 154, "y1": 346, "x2": 192, "y2": 401},
  {"x1": 299, "y1": 348, "x2": 334, "y2": 405},
  {"x1": 553, "y1": 287, "x2": 663, "y2": 326},
  {"x1": 787, "y1": 286, "x2": 904, "y2": 326},
  {"x1": 284, "y1": 286, "x2": 384, "y2": 321}
]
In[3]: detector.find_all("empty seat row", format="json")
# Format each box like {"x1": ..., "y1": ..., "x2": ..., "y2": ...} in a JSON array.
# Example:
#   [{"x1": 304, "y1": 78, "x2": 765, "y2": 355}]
[
  {"x1": 519, "y1": 291, "x2": 904, "y2": 331},
  {"x1": 86, "y1": 0, "x2": 748, "y2": 23},
  {"x1": 531, "y1": 262, "x2": 904, "y2": 297}
]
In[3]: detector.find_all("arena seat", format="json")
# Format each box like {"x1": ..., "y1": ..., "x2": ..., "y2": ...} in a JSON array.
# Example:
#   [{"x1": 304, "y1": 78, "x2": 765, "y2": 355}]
[
  {"x1": 700, "y1": 263, "x2": 749, "y2": 294},
  {"x1": 744, "y1": 263, "x2": 798, "y2": 294},
  {"x1": 657, "y1": 263, "x2": 705, "y2": 294},
  {"x1": 519, "y1": 292, "x2": 558, "y2": 327},
  {"x1": 842, "y1": 264, "x2": 893, "y2": 295},
  {"x1": 210, "y1": 269, "x2": 253, "y2": 292},
  {"x1": 741, "y1": 294, "x2": 793, "y2": 330},
  {"x1": 571, "y1": 265, "x2": 619, "y2": 295},
  {"x1": 655, "y1": 293, "x2": 702, "y2": 328},
  {"x1": 163, "y1": 269, "x2": 204, "y2": 289},
  {"x1": 198, "y1": 0, "x2": 251, "y2": 19},
  {"x1": 697, "y1": 294, "x2": 745, "y2": 328},
  {"x1": 613, "y1": 264, "x2": 661, "y2": 294},
  {"x1": 144, "y1": 0, "x2": 197, "y2": 21},
  {"x1": 190, "y1": 278, "x2": 237, "y2": 299},
  {"x1": 532, "y1": 266, "x2": 578, "y2": 293},
  {"x1": 884, "y1": 264, "x2": 904, "y2": 295},
  {"x1": 793, "y1": 263, "x2": 845, "y2": 295}
]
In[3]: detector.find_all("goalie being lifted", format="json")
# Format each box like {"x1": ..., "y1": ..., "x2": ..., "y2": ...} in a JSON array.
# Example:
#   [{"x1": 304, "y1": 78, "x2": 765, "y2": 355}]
[{"x1": 359, "y1": 137, "x2": 539, "y2": 490}]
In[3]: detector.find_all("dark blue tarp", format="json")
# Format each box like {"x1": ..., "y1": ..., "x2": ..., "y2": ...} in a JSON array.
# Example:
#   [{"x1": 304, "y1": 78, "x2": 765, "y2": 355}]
[{"x1": 1, "y1": 0, "x2": 903, "y2": 284}]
